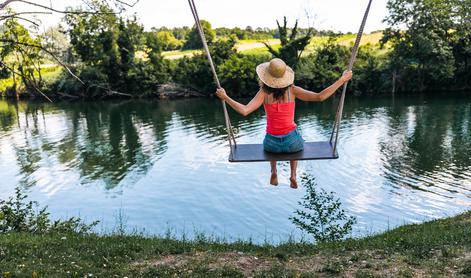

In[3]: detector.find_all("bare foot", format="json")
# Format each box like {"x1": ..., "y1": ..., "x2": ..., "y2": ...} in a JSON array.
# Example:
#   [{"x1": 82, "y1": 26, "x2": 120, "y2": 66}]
[
  {"x1": 290, "y1": 177, "x2": 298, "y2": 189},
  {"x1": 270, "y1": 173, "x2": 278, "y2": 186}
]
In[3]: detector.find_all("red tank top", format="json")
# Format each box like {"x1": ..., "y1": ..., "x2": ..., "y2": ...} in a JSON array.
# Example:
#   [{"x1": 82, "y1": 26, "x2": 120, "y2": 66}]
[{"x1": 263, "y1": 89, "x2": 297, "y2": 135}]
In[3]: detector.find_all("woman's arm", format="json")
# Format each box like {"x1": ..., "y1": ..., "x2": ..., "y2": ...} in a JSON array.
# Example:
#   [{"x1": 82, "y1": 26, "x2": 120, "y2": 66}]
[
  {"x1": 215, "y1": 88, "x2": 265, "y2": 117},
  {"x1": 293, "y1": 70, "x2": 353, "y2": 102}
]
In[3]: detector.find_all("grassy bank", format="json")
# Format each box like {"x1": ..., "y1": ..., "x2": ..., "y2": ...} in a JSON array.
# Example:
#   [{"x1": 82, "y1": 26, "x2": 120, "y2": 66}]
[{"x1": 0, "y1": 211, "x2": 470, "y2": 277}]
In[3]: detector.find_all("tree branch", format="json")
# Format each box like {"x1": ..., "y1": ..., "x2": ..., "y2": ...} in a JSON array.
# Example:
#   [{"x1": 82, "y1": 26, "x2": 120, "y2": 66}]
[
  {"x1": 0, "y1": 60, "x2": 53, "y2": 102},
  {"x1": 0, "y1": 0, "x2": 140, "y2": 14},
  {"x1": 1, "y1": 0, "x2": 103, "y2": 14},
  {"x1": 115, "y1": 0, "x2": 139, "y2": 7},
  {"x1": 0, "y1": 39, "x2": 85, "y2": 85},
  {"x1": 0, "y1": 11, "x2": 52, "y2": 19},
  {"x1": 0, "y1": 0, "x2": 19, "y2": 10},
  {"x1": 2, "y1": 14, "x2": 40, "y2": 26}
]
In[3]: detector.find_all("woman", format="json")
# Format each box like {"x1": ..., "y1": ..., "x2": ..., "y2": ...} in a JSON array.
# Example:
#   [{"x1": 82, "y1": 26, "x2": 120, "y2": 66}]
[{"x1": 216, "y1": 58, "x2": 352, "y2": 188}]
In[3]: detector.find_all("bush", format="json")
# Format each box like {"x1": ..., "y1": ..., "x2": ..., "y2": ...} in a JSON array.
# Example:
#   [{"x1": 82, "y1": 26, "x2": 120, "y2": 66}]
[
  {"x1": 350, "y1": 44, "x2": 389, "y2": 95},
  {"x1": 296, "y1": 40, "x2": 390, "y2": 95},
  {"x1": 296, "y1": 40, "x2": 349, "y2": 91},
  {"x1": 172, "y1": 38, "x2": 259, "y2": 96},
  {"x1": 173, "y1": 36, "x2": 269, "y2": 97},
  {"x1": 171, "y1": 55, "x2": 214, "y2": 94},
  {"x1": 219, "y1": 54, "x2": 268, "y2": 96},
  {"x1": 0, "y1": 187, "x2": 98, "y2": 235},
  {"x1": 290, "y1": 175, "x2": 356, "y2": 243}
]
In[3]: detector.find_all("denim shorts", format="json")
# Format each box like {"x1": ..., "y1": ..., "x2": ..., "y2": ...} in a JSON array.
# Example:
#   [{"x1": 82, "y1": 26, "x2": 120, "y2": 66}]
[{"x1": 263, "y1": 129, "x2": 305, "y2": 153}]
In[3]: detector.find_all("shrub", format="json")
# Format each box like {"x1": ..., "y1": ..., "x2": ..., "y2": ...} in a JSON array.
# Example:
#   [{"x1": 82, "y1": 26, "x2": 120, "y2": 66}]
[
  {"x1": 219, "y1": 54, "x2": 268, "y2": 96},
  {"x1": 290, "y1": 175, "x2": 356, "y2": 243},
  {"x1": 350, "y1": 44, "x2": 389, "y2": 95},
  {"x1": 0, "y1": 187, "x2": 98, "y2": 235},
  {"x1": 296, "y1": 39, "x2": 349, "y2": 91}
]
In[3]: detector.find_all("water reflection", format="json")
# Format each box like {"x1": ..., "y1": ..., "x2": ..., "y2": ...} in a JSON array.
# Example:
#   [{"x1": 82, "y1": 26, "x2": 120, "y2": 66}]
[
  {"x1": 379, "y1": 98, "x2": 471, "y2": 197},
  {"x1": 0, "y1": 96, "x2": 469, "y2": 240}
]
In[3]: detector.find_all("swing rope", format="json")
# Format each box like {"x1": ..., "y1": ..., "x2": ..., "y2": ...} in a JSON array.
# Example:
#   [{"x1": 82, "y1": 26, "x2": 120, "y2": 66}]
[
  {"x1": 188, "y1": 0, "x2": 237, "y2": 149},
  {"x1": 330, "y1": 0, "x2": 373, "y2": 155},
  {"x1": 188, "y1": 0, "x2": 373, "y2": 157}
]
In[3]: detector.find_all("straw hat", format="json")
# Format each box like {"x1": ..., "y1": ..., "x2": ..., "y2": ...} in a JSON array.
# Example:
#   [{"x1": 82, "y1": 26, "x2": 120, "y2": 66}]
[{"x1": 256, "y1": 58, "x2": 295, "y2": 88}]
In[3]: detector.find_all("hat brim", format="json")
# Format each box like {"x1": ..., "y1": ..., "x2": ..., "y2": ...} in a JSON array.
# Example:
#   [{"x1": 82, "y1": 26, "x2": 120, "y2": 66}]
[{"x1": 256, "y1": 62, "x2": 295, "y2": 88}]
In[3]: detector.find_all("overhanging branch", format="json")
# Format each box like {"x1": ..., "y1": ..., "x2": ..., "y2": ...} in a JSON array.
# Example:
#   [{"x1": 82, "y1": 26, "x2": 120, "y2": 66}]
[
  {"x1": 0, "y1": 60, "x2": 53, "y2": 102},
  {"x1": 0, "y1": 39, "x2": 85, "y2": 85}
]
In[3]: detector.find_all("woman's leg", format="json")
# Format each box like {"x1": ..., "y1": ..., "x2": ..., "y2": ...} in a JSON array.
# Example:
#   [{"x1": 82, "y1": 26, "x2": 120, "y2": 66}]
[
  {"x1": 289, "y1": 160, "x2": 298, "y2": 189},
  {"x1": 270, "y1": 161, "x2": 278, "y2": 186}
]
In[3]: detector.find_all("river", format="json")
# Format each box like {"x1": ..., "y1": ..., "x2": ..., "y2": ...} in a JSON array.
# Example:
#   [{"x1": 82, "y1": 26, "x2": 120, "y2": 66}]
[{"x1": 0, "y1": 95, "x2": 469, "y2": 242}]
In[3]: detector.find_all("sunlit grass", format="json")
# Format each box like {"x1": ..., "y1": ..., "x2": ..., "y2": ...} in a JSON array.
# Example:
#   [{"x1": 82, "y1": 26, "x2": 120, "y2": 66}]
[
  {"x1": 0, "y1": 66, "x2": 62, "y2": 95},
  {"x1": 336, "y1": 31, "x2": 384, "y2": 46},
  {"x1": 239, "y1": 44, "x2": 281, "y2": 55},
  {"x1": 161, "y1": 33, "x2": 385, "y2": 59},
  {"x1": 161, "y1": 49, "x2": 202, "y2": 59}
]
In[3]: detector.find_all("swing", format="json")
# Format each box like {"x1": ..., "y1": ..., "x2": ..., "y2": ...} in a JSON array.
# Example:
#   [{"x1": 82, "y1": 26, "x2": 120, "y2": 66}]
[{"x1": 187, "y1": 0, "x2": 373, "y2": 163}]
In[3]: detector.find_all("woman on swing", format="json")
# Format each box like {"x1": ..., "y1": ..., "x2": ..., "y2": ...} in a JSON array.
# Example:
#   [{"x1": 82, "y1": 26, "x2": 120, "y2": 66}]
[{"x1": 216, "y1": 58, "x2": 353, "y2": 188}]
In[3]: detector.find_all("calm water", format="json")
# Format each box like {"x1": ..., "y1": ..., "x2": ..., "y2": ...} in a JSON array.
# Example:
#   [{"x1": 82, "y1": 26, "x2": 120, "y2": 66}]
[{"x1": 0, "y1": 96, "x2": 470, "y2": 242}]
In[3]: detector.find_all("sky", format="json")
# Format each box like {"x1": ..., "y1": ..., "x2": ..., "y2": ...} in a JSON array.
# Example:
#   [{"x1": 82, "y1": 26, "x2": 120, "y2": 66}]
[{"x1": 10, "y1": 0, "x2": 390, "y2": 33}]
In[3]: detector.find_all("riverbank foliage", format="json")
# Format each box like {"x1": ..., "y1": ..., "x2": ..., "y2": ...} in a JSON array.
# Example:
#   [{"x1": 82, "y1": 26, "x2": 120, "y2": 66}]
[
  {"x1": 0, "y1": 0, "x2": 470, "y2": 100},
  {"x1": 0, "y1": 188, "x2": 98, "y2": 235}
]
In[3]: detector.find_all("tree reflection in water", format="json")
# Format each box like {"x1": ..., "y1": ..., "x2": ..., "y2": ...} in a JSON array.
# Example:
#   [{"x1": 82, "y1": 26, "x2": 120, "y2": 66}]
[{"x1": 0, "y1": 96, "x2": 469, "y2": 197}]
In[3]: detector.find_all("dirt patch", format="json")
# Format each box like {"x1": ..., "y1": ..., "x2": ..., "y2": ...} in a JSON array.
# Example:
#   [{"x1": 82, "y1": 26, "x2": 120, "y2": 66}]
[
  {"x1": 134, "y1": 252, "x2": 276, "y2": 276},
  {"x1": 206, "y1": 252, "x2": 275, "y2": 276},
  {"x1": 134, "y1": 249, "x2": 471, "y2": 277}
]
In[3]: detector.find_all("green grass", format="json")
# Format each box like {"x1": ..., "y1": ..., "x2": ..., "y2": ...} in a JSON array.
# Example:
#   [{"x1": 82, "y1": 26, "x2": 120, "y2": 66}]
[
  {"x1": 0, "y1": 66, "x2": 62, "y2": 95},
  {"x1": 239, "y1": 44, "x2": 281, "y2": 55},
  {"x1": 0, "y1": 211, "x2": 469, "y2": 277},
  {"x1": 161, "y1": 49, "x2": 202, "y2": 59},
  {"x1": 160, "y1": 32, "x2": 385, "y2": 60}
]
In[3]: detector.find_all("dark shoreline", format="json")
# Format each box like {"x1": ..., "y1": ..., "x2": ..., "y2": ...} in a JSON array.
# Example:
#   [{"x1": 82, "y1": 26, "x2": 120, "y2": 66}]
[{"x1": 2, "y1": 87, "x2": 470, "y2": 103}]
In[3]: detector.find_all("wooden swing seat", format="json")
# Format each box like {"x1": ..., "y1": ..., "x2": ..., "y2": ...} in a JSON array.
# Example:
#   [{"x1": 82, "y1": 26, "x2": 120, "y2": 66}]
[{"x1": 229, "y1": 141, "x2": 338, "y2": 162}]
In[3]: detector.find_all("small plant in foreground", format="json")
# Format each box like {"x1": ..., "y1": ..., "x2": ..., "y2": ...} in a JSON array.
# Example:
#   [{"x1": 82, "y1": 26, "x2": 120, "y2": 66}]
[
  {"x1": 290, "y1": 175, "x2": 356, "y2": 243},
  {"x1": 0, "y1": 187, "x2": 98, "y2": 234}
]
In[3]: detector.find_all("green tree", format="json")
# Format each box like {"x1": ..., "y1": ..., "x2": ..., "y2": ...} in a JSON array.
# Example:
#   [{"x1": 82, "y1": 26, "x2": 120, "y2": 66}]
[
  {"x1": 381, "y1": 0, "x2": 458, "y2": 91},
  {"x1": 451, "y1": 0, "x2": 471, "y2": 87},
  {"x1": 264, "y1": 17, "x2": 312, "y2": 69},
  {"x1": 64, "y1": 4, "x2": 169, "y2": 96},
  {"x1": 183, "y1": 20, "x2": 215, "y2": 50},
  {"x1": 0, "y1": 18, "x2": 45, "y2": 98},
  {"x1": 156, "y1": 31, "x2": 182, "y2": 51},
  {"x1": 172, "y1": 26, "x2": 191, "y2": 40}
]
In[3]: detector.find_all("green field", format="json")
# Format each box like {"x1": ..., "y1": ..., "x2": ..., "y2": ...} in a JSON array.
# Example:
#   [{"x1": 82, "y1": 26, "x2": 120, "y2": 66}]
[
  {"x1": 162, "y1": 32, "x2": 384, "y2": 59},
  {"x1": 161, "y1": 49, "x2": 203, "y2": 60},
  {"x1": 0, "y1": 66, "x2": 62, "y2": 95}
]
